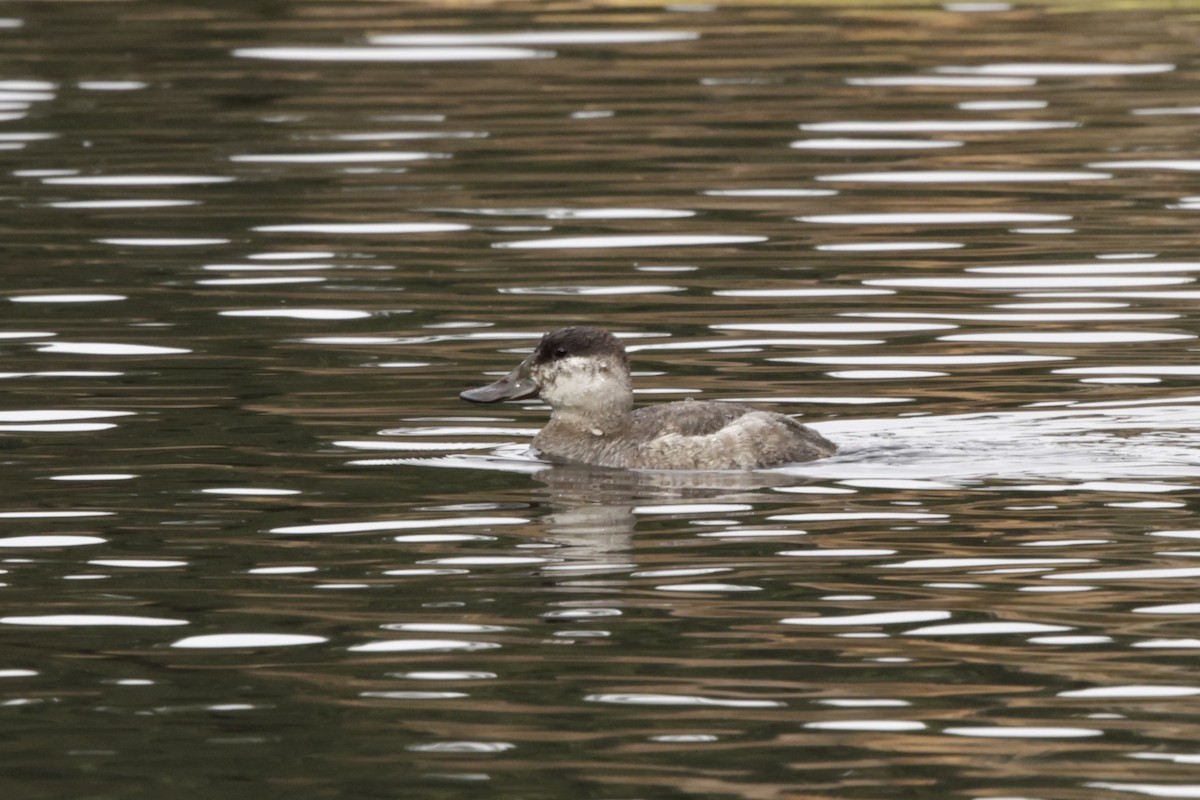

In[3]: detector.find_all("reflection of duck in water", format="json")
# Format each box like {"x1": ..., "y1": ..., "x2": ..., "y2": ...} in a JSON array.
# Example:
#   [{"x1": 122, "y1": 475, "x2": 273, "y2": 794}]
[{"x1": 461, "y1": 326, "x2": 836, "y2": 470}]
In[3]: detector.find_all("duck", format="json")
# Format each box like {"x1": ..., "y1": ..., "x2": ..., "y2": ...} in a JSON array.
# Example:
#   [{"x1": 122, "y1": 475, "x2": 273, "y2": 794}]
[{"x1": 460, "y1": 326, "x2": 836, "y2": 470}]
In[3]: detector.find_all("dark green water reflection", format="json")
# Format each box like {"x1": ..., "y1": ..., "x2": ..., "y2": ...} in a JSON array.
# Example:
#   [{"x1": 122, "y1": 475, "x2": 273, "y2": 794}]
[{"x1": 4, "y1": 2, "x2": 1200, "y2": 799}]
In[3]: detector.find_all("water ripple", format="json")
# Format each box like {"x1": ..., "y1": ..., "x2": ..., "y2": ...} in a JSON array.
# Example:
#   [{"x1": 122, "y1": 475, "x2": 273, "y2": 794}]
[
  {"x1": 866, "y1": 276, "x2": 1188, "y2": 290},
  {"x1": 942, "y1": 332, "x2": 1192, "y2": 344},
  {"x1": 792, "y1": 138, "x2": 962, "y2": 150},
  {"x1": 34, "y1": 341, "x2": 190, "y2": 355},
  {"x1": 937, "y1": 62, "x2": 1174, "y2": 76},
  {"x1": 847, "y1": 75, "x2": 1035, "y2": 87},
  {"x1": 271, "y1": 516, "x2": 526, "y2": 535},
  {"x1": 369, "y1": 31, "x2": 699, "y2": 46},
  {"x1": 231, "y1": 151, "x2": 446, "y2": 164},
  {"x1": 494, "y1": 234, "x2": 766, "y2": 249},
  {"x1": 800, "y1": 120, "x2": 1076, "y2": 133},
  {"x1": 945, "y1": 726, "x2": 1102, "y2": 738},
  {"x1": 818, "y1": 170, "x2": 1110, "y2": 183},
  {"x1": 42, "y1": 174, "x2": 233, "y2": 186},
  {"x1": 584, "y1": 693, "x2": 783, "y2": 708},
  {"x1": 800, "y1": 212, "x2": 1070, "y2": 225},
  {"x1": 2, "y1": 614, "x2": 186, "y2": 626},
  {"x1": 234, "y1": 46, "x2": 553, "y2": 62},
  {"x1": 254, "y1": 222, "x2": 468, "y2": 234},
  {"x1": 172, "y1": 634, "x2": 326, "y2": 648},
  {"x1": 783, "y1": 611, "x2": 950, "y2": 626}
]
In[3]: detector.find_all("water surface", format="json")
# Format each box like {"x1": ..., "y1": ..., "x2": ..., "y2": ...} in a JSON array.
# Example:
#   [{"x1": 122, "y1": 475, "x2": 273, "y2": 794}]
[{"x1": 5, "y1": 2, "x2": 1200, "y2": 799}]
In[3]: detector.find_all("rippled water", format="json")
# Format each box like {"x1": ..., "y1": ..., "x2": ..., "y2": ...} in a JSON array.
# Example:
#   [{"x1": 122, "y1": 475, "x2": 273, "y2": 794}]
[{"x1": 6, "y1": 2, "x2": 1200, "y2": 798}]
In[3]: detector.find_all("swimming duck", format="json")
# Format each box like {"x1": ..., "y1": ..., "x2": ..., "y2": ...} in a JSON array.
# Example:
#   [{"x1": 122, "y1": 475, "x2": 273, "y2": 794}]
[{"x1": 461, "y1": 326, "x2": 836, "y2": 470}]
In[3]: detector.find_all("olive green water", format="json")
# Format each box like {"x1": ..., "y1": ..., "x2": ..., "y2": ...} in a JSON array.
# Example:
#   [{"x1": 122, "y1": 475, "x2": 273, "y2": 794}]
[{"x1": 5, "y1": 2, "x2": 1200, "y2": 799}]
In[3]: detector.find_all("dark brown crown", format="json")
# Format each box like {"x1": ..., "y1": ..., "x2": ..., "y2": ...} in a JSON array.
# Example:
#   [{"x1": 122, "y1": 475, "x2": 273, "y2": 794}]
[{"x1": 533, "y1": 326, "x2": 628, "y2": 367}]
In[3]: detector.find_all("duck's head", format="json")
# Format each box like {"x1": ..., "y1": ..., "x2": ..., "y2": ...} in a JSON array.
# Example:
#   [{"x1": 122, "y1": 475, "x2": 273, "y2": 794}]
[{"x1": 461, "y1": 326, "x2": 633, "y2": 414}]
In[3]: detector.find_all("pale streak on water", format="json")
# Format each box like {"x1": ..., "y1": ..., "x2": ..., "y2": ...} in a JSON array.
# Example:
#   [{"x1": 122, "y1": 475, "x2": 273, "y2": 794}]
[{"x1": 4, "y1": 3, "x2": 1200, "y2": 799}]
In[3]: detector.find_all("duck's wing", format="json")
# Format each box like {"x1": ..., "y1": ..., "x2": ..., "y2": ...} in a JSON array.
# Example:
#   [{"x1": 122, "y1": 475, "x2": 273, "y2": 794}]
[
  {"x1": 627, "y1": 401, "x2": 835, "y2": 469},
  {"x1": 627, "y1": 401, "x2": 761, "y2": 438}
]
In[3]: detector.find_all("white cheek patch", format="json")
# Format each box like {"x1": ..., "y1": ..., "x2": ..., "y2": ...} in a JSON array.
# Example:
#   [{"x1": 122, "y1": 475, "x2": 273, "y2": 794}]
[{"x1": 535, "y1": 356, "x2": 623, "y2": 409}]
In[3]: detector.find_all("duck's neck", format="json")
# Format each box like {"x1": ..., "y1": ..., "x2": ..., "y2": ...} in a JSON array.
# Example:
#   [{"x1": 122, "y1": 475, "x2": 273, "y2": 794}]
[{"x1": 545, "y1": 372, "x2": 633, "y2": 433}]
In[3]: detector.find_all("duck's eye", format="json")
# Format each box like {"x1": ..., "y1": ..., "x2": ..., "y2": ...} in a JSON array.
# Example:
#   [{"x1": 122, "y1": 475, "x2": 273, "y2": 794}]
[{"x1": 553, "y1": 346, "x2": 569, "y2": 359}]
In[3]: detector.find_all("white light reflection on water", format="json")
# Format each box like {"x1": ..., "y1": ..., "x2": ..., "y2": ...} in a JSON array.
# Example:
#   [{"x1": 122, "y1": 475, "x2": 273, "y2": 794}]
[
  {"x1": 629, "y1": 337, "x2": 882, "y2": 351},
  {"x1": 805, "y1": 720, "x2": 927, "y2": 732},
  {"x1": 219, "y1": 309, "x2": 371, "y2": 320},
  {"x1": 815, "y1": 242, "x2": 961, "y2": 252},
  {"x1": 942, "y1": 332, "x2": 1192, "y2": 344},
  {"x1": 779, "y1": 548, "x2": 896, "y2": 558},
  {"x1": 494, "y1": 234, "x2": 766, "y2": 249},
  {"x1": 1095, "y1": 160, "x2": 1200, "y2": 173},
  {"x1": 1133, "y1": 106, "x2": 1200, "y2": 116},
  {"x1": 78, "y1": 81, "x2": 147, "y2": 91},
  {"x1": 851, "y1": 310, "x2": 1175, "y2": 322},
  {"x1": 172, "y1": 634, "x2": 327, "y2": 648},
  {"x1": 1061, "y1": 686, "x2": 1200, "y2": 698},
  {"x1": 349, "y1": 639, "x2": 500, "y2": 653},
  {"x1": 905, "y1": 621, "x2": 1072, "y2": 635},
  {"x1": 972, "y1": 261, "x2": 1200, "y2": 274},
  {"x1": 937, "y1": 62, "x2": 1174, "y2": 76},
  {"x1": 791, "y1": 138, "x2": 962, "y2": 150},
  {"x1": 498, "y1": 285, "x2": 684, "y2": 296},
  {"x1": 1047, "y1": 566, "x2": 1200, "y2": 581},
  {"x1": 1, "y1": 615, "x2": 186, "y2": 626},
  {"x1": 428, "y1": 207, "x2": 695, "y2": 219},
  {"x1": 369, "y1": 31, "x2": 699, "y2": 46},
  {"x1": 203, "y1": 263, "x2": 332, "y2": 271},
  {"x1": 1056, "y1": 366, "x2": 1200, "y2": 376},
  {"x1": 818, "y1": 170, "x2": 1110, "y2": 183},
  {"x1": 782, "y1": 610, "x2": 949, "y2": 627},
  {"x1": 799, "y1": 120, "x2": 1077, "y2": 133},
  {"x1": 254, "y1": 222, "x2": 469, "y2": 234},
  {"x1": 51, "y1": 474, "x2": 136, "y2": 482},
  {"x1": 33, "y1": 341, "x2": 191, "y2": 355},
  {"x1": 231, "y1": 152, "x2": 446, "y2": 164},
  {"x1": 958, "y1": 100, "x2": 1048, "y2": 110},
  {"x1": 865, "y1": 276, "x2": 1189, "y2": 290},
  {"x1": 0, "y1": 536, "x2": 106, "y2": 547},
  {"x1": 198, "y1": 277, "x2": 325, "y2": 286},
  {"x1": 0, "y1": 511, "x2": 112, "y2": 519},
  {"x1": 97, "y1": 237, "x2": 229, "y2": 246},
  {"x1": 0, "y1": 410, "x2": 132, "y2": 423},
  {"x1": 800, "y1": 212, "x2": 1071, "y2": 225},
  {"x1": 10, "y1": 294, "x2": 126, "y2": 303},
  {"x1": 336, "y1": 440, "x2": 498, "y2": 452},
  {"x1": 945, "y1": 726, "x2": 1103, "y2": 738},
  {"x1": 847, "y1": 75, "x2": 1033, "y2": 87},
  {"x1": 711, "y1": 322, "x2": 957, "y2": 334},
  {"x1": 704, "y1": 188, "x2": 836, "y2": 197},
  {"x1": 42, "y1": 174, "x2": 233, "y2": 186},
  {"x1": 584, "y1": 693, "x2": 784, "y2": 708},
  {"x1": 775, "y1": 404, "x2": 1200, "y2": 484},
  {"x1": 248, "y1": 251, "x2": 334, "y2": 260},
  {"x1": 834, "y1": 369, "x2": 945, "y2": 378},
  {"x1": 49, "y1": 199, "x2": 197, "y2": 209},
  {"x1": 233, "y1": 46, "x2": 554, "y2": 62},
  {"x1": 320, "y1": 131, "x2": 487, "y2": 142},
  {"x1": 270, "y1": 516, "x2": 526, "y2": 535},
  {"x1": 715, "y1": 287, "x2": 895, "y2": 297},
  {"x1": 657, "y1": 585, "x2": 758, "y2": 592},
  {"x1": 420, "y1": 555, "x2": 559, "y2": 566}
]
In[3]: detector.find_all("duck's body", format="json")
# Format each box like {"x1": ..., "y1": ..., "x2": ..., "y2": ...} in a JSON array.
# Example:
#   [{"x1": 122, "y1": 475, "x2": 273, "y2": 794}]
[{"x1": 461, "y1": 326, "x2": 836, "y2": 471}]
